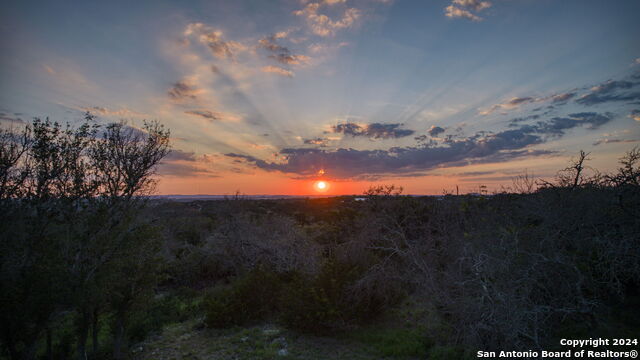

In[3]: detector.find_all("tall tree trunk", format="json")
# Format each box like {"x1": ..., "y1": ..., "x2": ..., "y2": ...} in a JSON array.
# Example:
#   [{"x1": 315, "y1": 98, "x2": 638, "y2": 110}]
[{"x1": 91, "y1": 308, "x2": 99, "y2": 356}]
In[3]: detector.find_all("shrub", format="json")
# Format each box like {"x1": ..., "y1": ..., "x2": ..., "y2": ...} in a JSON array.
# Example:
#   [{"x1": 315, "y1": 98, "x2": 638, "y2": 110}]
[
  {"x1": 204, "y1": 268, "x2": 282, "y2": 328},
  {"x1": 279, "y1": 258, "x2": 393, "y2": 333},
  {"x1": 352, "y1": 327, "x2": 432, "y2": 358},
  {"x1": 127, "y1": 292, "x2": 202, "y2": 342},
  {"x1": 428, "y1": 345, "x2": 473, "y2": 360}
]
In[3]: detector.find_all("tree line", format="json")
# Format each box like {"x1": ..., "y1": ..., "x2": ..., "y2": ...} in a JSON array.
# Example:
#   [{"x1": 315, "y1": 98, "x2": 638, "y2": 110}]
[{"x1": 0, "y1": 114, "x2": 170, "y2": 360}]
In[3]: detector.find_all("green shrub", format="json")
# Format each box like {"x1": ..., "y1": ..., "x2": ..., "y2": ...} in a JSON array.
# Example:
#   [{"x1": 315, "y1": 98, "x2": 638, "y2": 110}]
[
  {"x1": 353, "y1": 327, "x2": 431, "y2": 358},
  {"x1": 428, "y1": 345, "x2": 473, "y2": 360},
  {"x1": 279, "y1": 258, "x2": 391, "y2": 333},
  {"x1": 127, "y1": 292, "x2": 201, "y2": 342},
  {"x1": 204, "y1": 268, "x2": 282, "y2": 328}
]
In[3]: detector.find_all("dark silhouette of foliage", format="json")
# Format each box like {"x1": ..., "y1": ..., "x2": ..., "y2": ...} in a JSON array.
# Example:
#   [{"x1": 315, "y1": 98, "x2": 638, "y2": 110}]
[{"x1": 0, "y1": 113, "x2": 170, "y2": 360}]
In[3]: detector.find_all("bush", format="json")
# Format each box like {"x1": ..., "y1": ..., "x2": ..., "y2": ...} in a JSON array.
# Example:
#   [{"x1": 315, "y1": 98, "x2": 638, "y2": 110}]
[
  {"x1": 279, "y1": 258, "x2": 393, "y2": 334},
  {"x1": 428, "y1": 345, "x2": 473, "y2": 360},
  {"x1": 352, "y1": 327, "x2": 432, "y2": 358},
  {"x1": 204, "y1": 268, "x2": 282, "y2": 328},
  {"x1": 127, "y1": 292, "x2": 202, "y2": 343}
]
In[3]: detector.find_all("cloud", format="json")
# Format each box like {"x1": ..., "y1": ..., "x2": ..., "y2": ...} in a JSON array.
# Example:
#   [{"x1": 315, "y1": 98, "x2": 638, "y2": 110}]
[
  {"x1": 261, "y1": 65, "x2": 294, "y2": 77},
  {"x1": 480, "y1": 97, "x2": 536, "y2": 115},
  {"x1": 630, "y1": 109, "x2": 640, "y2": 122},
  {"x1": 225, "y1": 129, "x2": 548, "y2": 179},
  {"x1": 183, "y1": 23, "x2": 246, "y2": 60},
  {"x1": 428, "y1": 126, "x2": 445, "y2": 137},
  {"x1": 303, "y1": 137, "x2": 330, "y2": 146},
  {"x1": 165, "y1": 149, "x2": 197, "y2": 162},
  {"x1": 269, "y1": 53, "x2": 310, "y2": 66},
  {"x1": 531, "y1": 112, "x2": 612, "y2": 136},
  {"x1": 508, "y1": 114, "x2": 541, "y2": 126},
  {"x1": 478, "y1": 91, "x2": 575, "y2": 116},
  {"x1": 548, "y1": 92, "x2": 576, "y2": 104},
  {"x1": 226, "y1": 110, "x2": 613, "y2": 179},
  {"x1": 81, "y1": 106, "x2": 146, "y2": 118},
  {"x1": 445, "y1": 0, "x2": 491, "y2": 21},
  {"x1": 157, "y1": 162, "x2": 217, "y2": 177},
  {"x1": 184, "y1": 110, "x2": 221, "y2": 121},
  {"x1": 294, "y1": 2, "x2": 361, "y2": 37},
  {"x1": 576, "y1": 80, "x2": 640, "y2": 105},
  {"x1": 593, "y1": 138, "x2": 638, "y2": 146},
  {"x1": 480, "y1": 74, "x2": 639, "y2": 116},
  {"x1": 258, "y1": 35, "x2": 310, "y2": 66},
  {"x1": 332, "y1": 122, "x2": 415, "y2": 139},
  {"x1": 444, "y1": 6, "x2": 480, "y2": 21},
  {"x1": 451, "y1": 170, "x2": 503, "y2": 177},
  {"x1": 258, "y1": 35, "x2": 288, "y2": 53},
  {"x1": 168, "y1": 80, "x2": 199, "y2": 101},
  {"x1": 0, "y1": 112, "x2": 24, "y2": 125},
  {"x1": 158, "y1": 149, "x2": 217, "y2": 177},
  {"x1": 43, "y1": 65, "x2": 56, "y2": 75},
  {"x1": 453, "y1": 0, "x2": 491, "y2": 12}
]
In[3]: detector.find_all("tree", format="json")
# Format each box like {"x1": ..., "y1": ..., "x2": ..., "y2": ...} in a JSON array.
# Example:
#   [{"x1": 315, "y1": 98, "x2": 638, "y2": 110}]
[
  {"x1": 0, "y1": 113, "x2": 170, "y2": 360},
  {"x1": 539, "y1": 150, "x2": 599, "y2": 190}
]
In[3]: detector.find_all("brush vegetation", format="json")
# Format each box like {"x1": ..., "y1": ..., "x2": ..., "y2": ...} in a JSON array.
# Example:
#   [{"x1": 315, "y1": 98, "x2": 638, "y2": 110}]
[{"x1": 1, "y1": 117, "x2": 639, "y2": 359}]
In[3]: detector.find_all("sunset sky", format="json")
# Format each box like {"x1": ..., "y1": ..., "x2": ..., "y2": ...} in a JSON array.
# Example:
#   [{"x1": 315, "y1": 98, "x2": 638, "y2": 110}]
[{"x1": 1, "y1": 0, "x2": 639, "y2": 195}]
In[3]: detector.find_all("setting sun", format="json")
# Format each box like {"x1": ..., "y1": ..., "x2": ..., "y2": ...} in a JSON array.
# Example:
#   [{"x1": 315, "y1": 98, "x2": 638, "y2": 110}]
[{"x1": 314, "y1": 180, "x2": 329, "y2": 192}]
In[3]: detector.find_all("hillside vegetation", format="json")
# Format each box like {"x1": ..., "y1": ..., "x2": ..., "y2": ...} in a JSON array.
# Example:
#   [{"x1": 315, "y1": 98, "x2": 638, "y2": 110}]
[{"x1": 1, "y1": 117, "x2": 639, "y2": 359}]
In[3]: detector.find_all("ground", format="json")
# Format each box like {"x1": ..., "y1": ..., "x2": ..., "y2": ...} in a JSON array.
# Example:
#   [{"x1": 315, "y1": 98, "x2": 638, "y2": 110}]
[{"x1": 132, "y1": 318, "x2": 400, "y2": 360}]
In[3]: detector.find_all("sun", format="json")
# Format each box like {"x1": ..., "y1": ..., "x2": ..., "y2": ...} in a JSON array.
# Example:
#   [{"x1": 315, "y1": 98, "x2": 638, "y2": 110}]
[{"x1": 314, "y1": 180, "x2": 329, "y2": 192}]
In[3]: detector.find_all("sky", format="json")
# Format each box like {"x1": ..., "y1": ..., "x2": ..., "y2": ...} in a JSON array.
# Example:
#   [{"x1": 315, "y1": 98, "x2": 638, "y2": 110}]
[{"x1": 1, "y1": 0, "x2": 639, "y2": 195}]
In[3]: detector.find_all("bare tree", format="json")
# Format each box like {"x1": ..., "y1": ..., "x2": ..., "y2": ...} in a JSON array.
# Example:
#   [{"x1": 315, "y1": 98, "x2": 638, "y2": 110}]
[
  {"x1": 511, "y1": 169, "x2": 536, "y2": 194},
  {"x1": 539, "y1": 150, "x2": 598, "y2": 190}
]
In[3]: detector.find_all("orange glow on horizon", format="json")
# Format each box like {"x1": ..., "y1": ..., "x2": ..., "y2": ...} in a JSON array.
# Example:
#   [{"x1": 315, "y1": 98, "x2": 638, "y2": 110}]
[{"x1": 314, "y1": 180, "x2": 329, "y2": 192}]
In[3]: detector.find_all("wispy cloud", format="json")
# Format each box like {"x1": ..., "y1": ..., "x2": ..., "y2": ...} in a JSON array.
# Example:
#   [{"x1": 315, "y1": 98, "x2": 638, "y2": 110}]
[
  {"x1": 548, "y1": 92, "x2": 576, "y2": 104},
  {"x1": 81, "y1": 106, "x2": 146, "y2": 118},
  {"x1": 593, "y1": 138, "x2": 638, "y2": 146},
  {"x1": 479, "y1": 74, "x2": 639, "y2": 116},
  {"x1": 158, "y1": 149, "x2": 218, "y2": 177},
  {"x1": 184, "y1": 110, "x2": 221, "y2": 121},
  {"x1": 294, "y1": 1, "x2": 361, "y2": 37},
  {"x1": 167, "y1": 80, "x2": 200, "y2": 101},
  {"x1": 575, "y1": 80, "x2": 640, "y2": 106},
  {"x1": 332, "y1": 122, "x2": 415, "y2": 139},
  {"x1": 259, "y1": 35, "x2": 310, "y2": 66},
  {"x1": 445, "y1": 0, "x2": 491, "y2": 21},
  {"x1": 261, "y1": 65, "x2": 294, "y2": 77},
  {"x1": 530, "y1": 112, "x2": 612, "y2": 136},
  {"x1": 0, "y1": 112, "x2": 24, "y2": 125},
  {"x1": 183, "y1": 23, "x2": 247, "y2": 60},
  {"x1": 630, "y1": 109, "x2": 640, "y2": 122},
  {"x1": 479, "y1": 96, "x2": 537, "y2": 115},
  {"x1": 165, "y1": 149, "x2": 197, "y2": 162},
  {"x1": 303, "y1": 137, "x2": 330, "y2": 147},
  {"x1": 592, "y1": 129, "x2": 638, "y2": 146}
]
